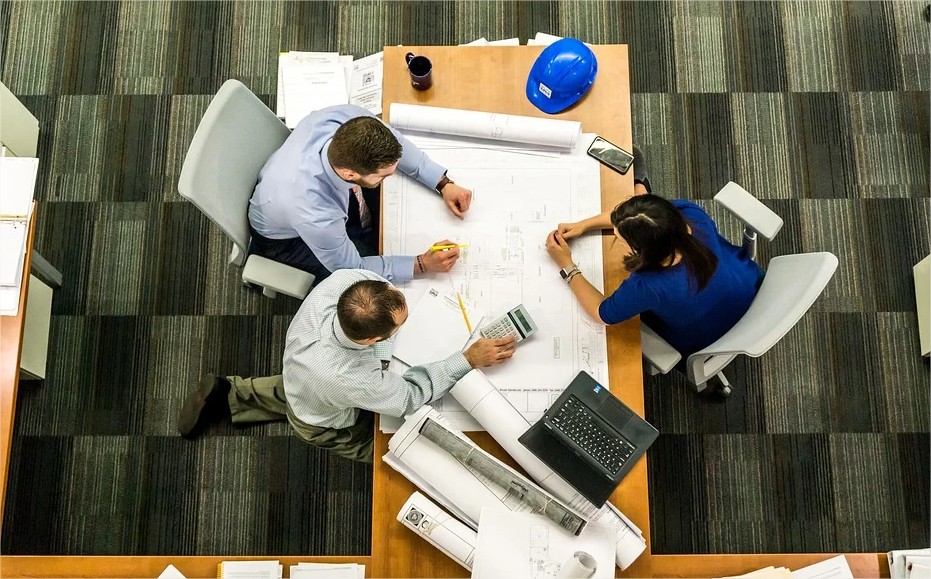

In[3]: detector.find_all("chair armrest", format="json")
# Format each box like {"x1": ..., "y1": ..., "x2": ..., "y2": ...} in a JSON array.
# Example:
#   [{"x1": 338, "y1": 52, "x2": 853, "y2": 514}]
[
  {"x1": 640, "y1": 322, "x2": 682, "y2": 374},
  {"x1": 242, "y1": 255, "x2": 314, "y2": 300},
  {"x1": 713, "y1": 181, "x2": 783, "y2": 241}
]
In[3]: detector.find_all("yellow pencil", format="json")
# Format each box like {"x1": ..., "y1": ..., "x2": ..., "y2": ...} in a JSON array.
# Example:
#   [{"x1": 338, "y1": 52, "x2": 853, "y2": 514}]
[
  {"x1": 456, "y1": 292, "x2": 472, "y2": 333},
  {"x1": 430, "y1": 243, "x2": 469, "y2": 251}
]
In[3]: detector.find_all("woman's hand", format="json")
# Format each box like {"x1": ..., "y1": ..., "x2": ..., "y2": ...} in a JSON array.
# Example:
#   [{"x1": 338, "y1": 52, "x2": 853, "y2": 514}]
[
  {"x1": 556, "y1": 221, "x2": 587, "y2": 240},
  {"x1": 545, "y1": 230, "x2": 574, "y2": 269}
]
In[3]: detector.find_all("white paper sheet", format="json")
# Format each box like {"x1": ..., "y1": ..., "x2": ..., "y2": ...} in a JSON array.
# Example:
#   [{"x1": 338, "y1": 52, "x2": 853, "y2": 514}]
[
  {"x1": 349, "y1": 51, "x2": 383, "y2": 115},
  {"x1": 392, "y1": 286, "x2": 478, "y2": 367},
  {"x1": 389, "y1": 103, "x2": 581, "y2": 149},
  {"x1": 276, "y1": 51, "x2": 341, "y2": 118},
  {"x1": 157, "y1": 564, "x2": 187, "y2": 579},
  {"x1": 290, "y1": 563, "x2": 363, "y2": 579},
  {"x1": 0, "y1": 221, "x2": 27, "y2": 286},
  {"x1": 0, "y1": 157, "x2": 38, "y2": 217},
  {"x1": 282, "y1": 62, "x2": 349, "y2": 129},
  {"x1": 217, "y1": 560, "x2": 281, "y2": 579},
  {"x1": 791, "y1": 555, "x2": 854, "y2": 579},
  {"x1": 398, "y1": 491, "x2": 478, "y2": 571},
  {"x1": 450, "y1": 370, "x2": 647, "y2": 570},
  {"x1": 473, "y1": 509, "x2": 615, "y2": 579},
  {"x1": 383, "y1": 131, "x2": 608, "y2": 429}
]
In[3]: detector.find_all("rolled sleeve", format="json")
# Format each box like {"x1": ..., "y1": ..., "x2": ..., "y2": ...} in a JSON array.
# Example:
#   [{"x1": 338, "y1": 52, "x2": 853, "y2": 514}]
[
  {"x1": 390, "y1": 127, "x2": 447, "y2": 193},
  {"x1": 295, "y1": 219, "x2": 415, "y2": 282},
  {"x1": 353, "y1": 351, "x2": 473, "y2": 418}
]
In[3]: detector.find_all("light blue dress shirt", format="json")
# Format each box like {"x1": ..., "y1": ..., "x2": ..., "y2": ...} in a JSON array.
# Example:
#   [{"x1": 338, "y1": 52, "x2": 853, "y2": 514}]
[
  {"x1": 249, "y1": 104, "x2": 447, "y2": 282},
  {"x1": 283, "y1": 269, "x2": 473, "y2": 429}
]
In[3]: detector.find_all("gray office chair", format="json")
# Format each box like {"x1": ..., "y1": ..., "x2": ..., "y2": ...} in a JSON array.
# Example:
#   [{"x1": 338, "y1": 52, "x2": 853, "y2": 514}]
[
  {"x1": 178, "y1": 79, "x2": 314, "y2": 299},
  {"x1": 641, "y1": 182, "x2": 838, "y2": 394}
]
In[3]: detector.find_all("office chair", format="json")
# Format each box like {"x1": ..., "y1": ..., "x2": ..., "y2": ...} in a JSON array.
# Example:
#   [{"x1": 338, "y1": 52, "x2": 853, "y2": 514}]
[
  {"x1": 641, "y1": 182, "x2": 838, "y2": 395},
  {"x1": 178, "y1": 79, "x2": 314, "y2": 300}
]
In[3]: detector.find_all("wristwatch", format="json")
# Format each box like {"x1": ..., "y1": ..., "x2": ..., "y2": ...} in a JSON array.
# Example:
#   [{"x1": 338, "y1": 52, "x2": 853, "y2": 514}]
[
  {"x1": 436, "y1": 174, "x2": 454, "y2": 194},
  {"x1": 559, "y1": 264, "x2": 580, "y2": 280}
]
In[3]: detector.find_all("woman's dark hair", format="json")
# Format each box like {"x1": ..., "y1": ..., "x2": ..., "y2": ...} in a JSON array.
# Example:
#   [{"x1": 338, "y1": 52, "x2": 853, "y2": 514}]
[
  {"x1": 610, "y1": 194, "x2": 718, "y2": 292},
  {"x1": 337, "y1": 280, "x2": 407, "y2": 340}
]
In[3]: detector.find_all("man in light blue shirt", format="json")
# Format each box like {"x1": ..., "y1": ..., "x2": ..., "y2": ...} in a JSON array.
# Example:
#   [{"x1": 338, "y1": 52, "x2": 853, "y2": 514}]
[
  {"x1": 178, "y1": 269, "x2": 516, "y2": 462},
  {"x1": 249, "y1": 104, "x2": 473, "y2": 284}
]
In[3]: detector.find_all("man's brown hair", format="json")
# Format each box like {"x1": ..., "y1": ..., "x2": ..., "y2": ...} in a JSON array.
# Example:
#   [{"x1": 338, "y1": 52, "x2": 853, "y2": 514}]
[
  {"x1": 336, "y1": 279, "x2": 407, "y2": 341},
  {"x1": 327, "y1": 117, "x2": 403, "y2": 175}
]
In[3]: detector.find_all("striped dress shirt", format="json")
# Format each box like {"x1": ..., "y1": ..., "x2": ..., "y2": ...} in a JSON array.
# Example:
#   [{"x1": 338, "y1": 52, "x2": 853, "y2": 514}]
[{"x1": 283, "y1": 269, "x2": 473, "y2": 429}]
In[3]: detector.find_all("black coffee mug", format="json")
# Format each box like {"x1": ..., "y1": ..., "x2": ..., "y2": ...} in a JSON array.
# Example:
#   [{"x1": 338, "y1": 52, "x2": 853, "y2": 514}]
[{"x1": 405, "y1": 52, "x2": 433, "y2": 90}]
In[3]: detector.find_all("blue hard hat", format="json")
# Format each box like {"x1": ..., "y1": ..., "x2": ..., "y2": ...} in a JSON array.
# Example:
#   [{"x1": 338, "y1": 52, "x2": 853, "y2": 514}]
[{"x1": 526, "y1": 38, "x2": 598, "y2": 114}]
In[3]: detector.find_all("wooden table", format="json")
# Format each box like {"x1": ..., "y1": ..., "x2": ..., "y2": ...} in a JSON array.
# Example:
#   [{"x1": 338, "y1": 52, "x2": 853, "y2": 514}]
[
  {"x1": 370, "y1": 43, "x2": 647, "y2": 579},
  {"x1": 0, "y1": 205, "x2": 36, "y2": 528}
]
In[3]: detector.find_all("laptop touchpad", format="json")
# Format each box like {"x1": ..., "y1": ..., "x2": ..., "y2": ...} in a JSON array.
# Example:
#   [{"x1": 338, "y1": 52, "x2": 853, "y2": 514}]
[{"x1": 600, "y1": 397, "x2": 633, "y2": 428}]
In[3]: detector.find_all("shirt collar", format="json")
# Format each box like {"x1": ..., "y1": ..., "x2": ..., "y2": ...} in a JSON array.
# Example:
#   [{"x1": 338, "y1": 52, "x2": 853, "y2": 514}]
[
  {"x1": 332, "y1": 316, "x2": 369, "y2": 350},
  {"x1": 321, "y1": 140, "x2": 357, "y2": 194}
]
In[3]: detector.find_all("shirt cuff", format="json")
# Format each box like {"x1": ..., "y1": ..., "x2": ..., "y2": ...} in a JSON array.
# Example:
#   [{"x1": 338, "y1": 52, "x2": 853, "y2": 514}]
[
  {"x1": 389, "y1": 255, "x2": 416, "y2": 283},
  {"x1": 445, "y1": 352, "x2": 474, "y2": 382},
  {"x1": 418, "y1": 162, "x2": 447, "y2": 196}
]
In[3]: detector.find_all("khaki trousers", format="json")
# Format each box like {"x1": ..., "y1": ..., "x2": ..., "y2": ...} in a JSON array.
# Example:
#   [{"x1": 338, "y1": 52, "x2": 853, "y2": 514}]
[{"x1": 226, "y1": 374, "x2": 374, "y2": 463}]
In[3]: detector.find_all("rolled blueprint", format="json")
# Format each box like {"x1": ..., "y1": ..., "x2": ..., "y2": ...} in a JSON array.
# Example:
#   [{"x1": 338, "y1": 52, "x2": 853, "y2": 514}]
[
  {"x1": 555, "y1": 551, "x2": 598, "y2": 578},
  {"x1": 397, "y1": 492, "x2": 477, "y2": 571},
  {"x1": 389, "y1": 103, "x2": 582, "y2": 149},
  {"x1": 419, "y1": 418, "x2": 587, "y2": 536},
  {"x1": 449, "y1": 370, "x2": 647, "y2": 570},
  {"x1": 386, "y1": 407, "x2": 589, "y2": 535}
]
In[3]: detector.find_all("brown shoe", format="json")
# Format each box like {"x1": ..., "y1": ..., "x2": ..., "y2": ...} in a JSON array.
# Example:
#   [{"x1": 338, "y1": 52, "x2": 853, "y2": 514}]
[{"x1": 178, "y1": 374, "x2": 231, "y2": 439}]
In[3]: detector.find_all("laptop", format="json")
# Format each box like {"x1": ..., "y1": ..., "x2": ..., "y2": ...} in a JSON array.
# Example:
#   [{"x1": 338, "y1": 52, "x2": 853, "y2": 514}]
[{"x1": 518, "y1": 371, "x2": 659, "y2": 508}]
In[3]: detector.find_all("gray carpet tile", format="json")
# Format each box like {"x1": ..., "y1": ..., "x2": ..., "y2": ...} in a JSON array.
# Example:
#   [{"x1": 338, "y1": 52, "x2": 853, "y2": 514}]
[{"x1": 1, "y1": 0, "x2": 928, "y2": 557}]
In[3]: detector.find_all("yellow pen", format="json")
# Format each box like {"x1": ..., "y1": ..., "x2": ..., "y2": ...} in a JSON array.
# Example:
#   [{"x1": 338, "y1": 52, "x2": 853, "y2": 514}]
[
  {"x1": 430, "y1": 243, "x2": 468, "y2": 251},
  {"x1": 456, "y1": 292, "x2": 472, "y2": 333}
]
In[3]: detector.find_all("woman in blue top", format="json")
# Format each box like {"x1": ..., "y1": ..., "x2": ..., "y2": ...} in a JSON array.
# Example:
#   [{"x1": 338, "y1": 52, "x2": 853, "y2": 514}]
[{"x1": 545, "y1": 184, "x2": 763, "y2": 396}]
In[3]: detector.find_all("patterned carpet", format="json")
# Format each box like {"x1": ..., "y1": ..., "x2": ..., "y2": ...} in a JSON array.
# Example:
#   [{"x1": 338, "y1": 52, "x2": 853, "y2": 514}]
[{"x1": 1, "y1": 0, "x2": 927, "y2": 556}]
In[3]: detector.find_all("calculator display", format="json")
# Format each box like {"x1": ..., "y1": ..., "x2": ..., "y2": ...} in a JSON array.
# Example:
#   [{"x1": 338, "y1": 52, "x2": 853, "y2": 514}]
[{"x1": 512, "y1": 309, "x2": 532, "y2": 335}]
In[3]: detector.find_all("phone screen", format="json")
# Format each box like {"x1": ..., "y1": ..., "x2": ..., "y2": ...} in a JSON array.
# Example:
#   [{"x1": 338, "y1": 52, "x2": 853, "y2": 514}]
[{"x1": 587, "y1": 137, "x2": 634, "y2": 174}]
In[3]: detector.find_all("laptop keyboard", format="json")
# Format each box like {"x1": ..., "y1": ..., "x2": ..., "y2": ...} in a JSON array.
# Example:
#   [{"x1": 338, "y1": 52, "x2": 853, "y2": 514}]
[{"x1": 549, "y1": 395, "x2": 636, "y2": 476}]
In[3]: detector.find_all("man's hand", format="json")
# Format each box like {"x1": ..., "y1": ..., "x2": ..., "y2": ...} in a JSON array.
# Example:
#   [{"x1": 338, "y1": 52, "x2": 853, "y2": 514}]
[
  {"x1": 441, "y1": 183, "x2": 472, "y2": 219},
  {"x1": 545, "y1": 230, "x2": 574, "y2": 269},
  {"x1": 463, "y1": 337, "x2": 517, "y2": 368},
  {"x1": 418, "y1": 239, "x2": 461, "y2": 274}
]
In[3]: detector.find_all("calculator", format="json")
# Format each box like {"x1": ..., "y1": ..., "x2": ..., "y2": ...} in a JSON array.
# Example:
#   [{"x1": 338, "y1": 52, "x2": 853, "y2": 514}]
[{"x1": 480, "y1": 304, "x2": 539, "y2": 342}]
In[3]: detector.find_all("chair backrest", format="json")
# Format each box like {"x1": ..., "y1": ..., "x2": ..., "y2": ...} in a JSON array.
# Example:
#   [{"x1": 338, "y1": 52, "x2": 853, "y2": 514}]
[
  {"x1": 686, "y1": 252, "x2": 838, "y2": 385},
  {"x1": 178, "y1": 79, "x2": 290, "y2": 256}
]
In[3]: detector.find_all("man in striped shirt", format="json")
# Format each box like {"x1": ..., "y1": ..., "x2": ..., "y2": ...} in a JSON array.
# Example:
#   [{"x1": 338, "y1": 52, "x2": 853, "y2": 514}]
[{"x1": 178, "y1": 269, "x2": 515, "y2": 462}]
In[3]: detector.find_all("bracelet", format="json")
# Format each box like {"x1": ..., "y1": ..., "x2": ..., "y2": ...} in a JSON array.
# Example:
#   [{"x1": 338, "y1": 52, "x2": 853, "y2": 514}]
[
  {"x1": 566, "y1": 270, "x2": 582, "y2": 284},
  {"x1": 416, "y1": 255, "x2": 425, "y2": 273}
]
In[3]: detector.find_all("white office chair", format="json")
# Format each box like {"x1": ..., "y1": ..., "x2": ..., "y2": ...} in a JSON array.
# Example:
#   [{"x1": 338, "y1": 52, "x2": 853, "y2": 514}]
[
  {"x1": 641, "y1": 182, "x2": 838, "y2": 394},
  {"x1": 178, "y1": 79, "x2": 314, "y2": 300}
]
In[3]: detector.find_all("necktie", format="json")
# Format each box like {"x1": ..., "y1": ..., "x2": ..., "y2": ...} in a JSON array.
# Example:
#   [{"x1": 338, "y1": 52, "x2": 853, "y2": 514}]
[{"x1": 353, "y1": 187, "x2": 372, "y2": 231}]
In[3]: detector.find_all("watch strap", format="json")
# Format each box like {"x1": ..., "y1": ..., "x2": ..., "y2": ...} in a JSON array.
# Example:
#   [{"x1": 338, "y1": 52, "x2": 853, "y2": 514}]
[{"x1": 436, "y1": 174, "x2": 453, "y2": 194}]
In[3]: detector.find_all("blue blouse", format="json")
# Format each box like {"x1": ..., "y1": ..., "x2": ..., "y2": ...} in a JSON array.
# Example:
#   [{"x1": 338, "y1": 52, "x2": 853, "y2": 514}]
[{"x1": 598, "y1": 199, "x2": 764, "y2": 357}]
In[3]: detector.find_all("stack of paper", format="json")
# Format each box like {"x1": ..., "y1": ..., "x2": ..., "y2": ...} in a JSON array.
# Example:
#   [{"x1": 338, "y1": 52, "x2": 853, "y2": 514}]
[
  {"x1": 718, "y1": 555, "x2": 855, "y2": 579},
  {"x1": 289, "y1": 563, "x2": 365, "y2": 579},
  {"x1": 889, "y1": 549, "x2": 931, "y2": 579},
  {"x1": 216, "y1": 560, "x2": 282, "y2": 578},
  {"x1": 277, "y1": 50, "x2": 384, "y2": 128},
  {"x1": 0, "y1": 156, "x2": 38, "y2": 317},
  {"x1": 526, "y1": 32, "x2": 592, "y2": 47}
]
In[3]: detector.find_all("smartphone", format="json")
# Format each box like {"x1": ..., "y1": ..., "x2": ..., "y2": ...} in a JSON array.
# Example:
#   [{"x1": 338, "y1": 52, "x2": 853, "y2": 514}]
[{"x1": 587, "y1": 136, "x2": 634, "y2": 175}]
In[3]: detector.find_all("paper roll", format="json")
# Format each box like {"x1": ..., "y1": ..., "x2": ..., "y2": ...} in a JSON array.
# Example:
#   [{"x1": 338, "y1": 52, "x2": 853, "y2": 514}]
[
  {"x1": 397, "y1": 491, "x2": 478, "y2": 571},
  {"x1": 555, "y1": 551, "x2": 598, "y2": 578},
  {"x1": 389, "y1": 103, "x2": 582, "y2": 149},
  {"x1": 449, "y1": 370, "x2": 647, "y2": 570}
]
